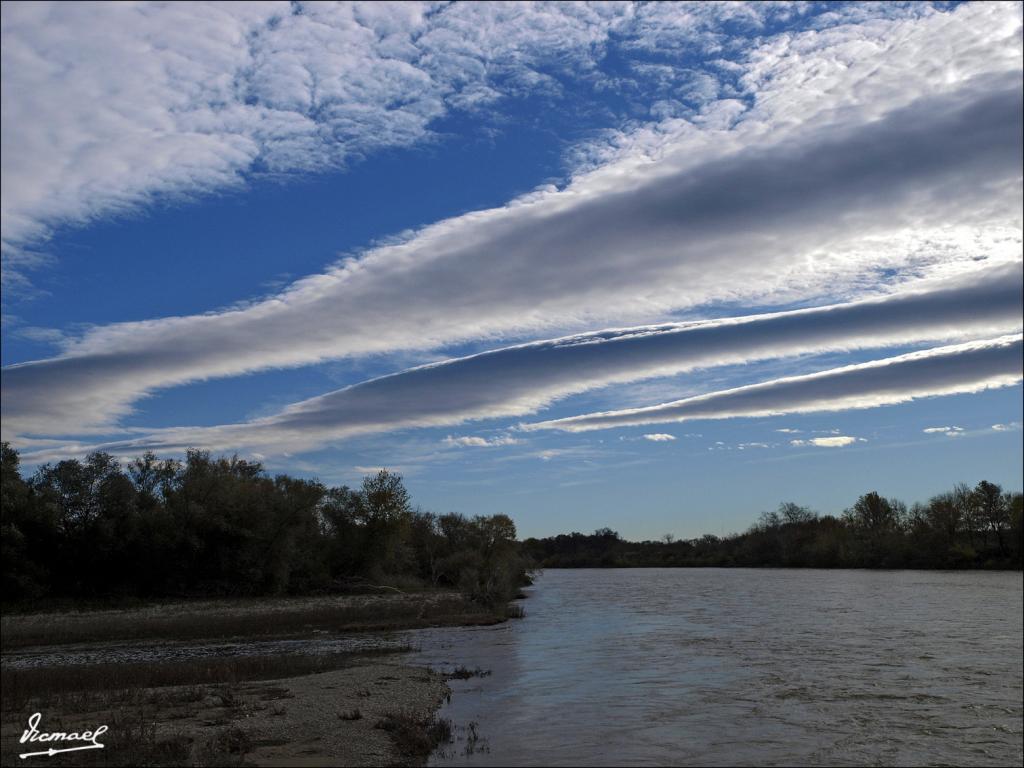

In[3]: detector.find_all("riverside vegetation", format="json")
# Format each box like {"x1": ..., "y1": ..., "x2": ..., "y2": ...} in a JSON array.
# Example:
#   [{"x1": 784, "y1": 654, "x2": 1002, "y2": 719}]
[
  {"x1": 0, "y1": 442, "x2": 530, "y2": 766},
  {"x1": 1, "y1": 442, "x2": 531, "y2": 607},
  {"x1": 1, "y1": 442, "x2": 1020, "y2": 765},
  {"x1": 523, "y1": 484, "x2": 1023, "y2": 570}
]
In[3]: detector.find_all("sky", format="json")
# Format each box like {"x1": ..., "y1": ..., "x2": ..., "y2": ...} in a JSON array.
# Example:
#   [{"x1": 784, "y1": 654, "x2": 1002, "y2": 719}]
[{"x1": 1, "y1": 0, "x2": 1022, "y2": 540}]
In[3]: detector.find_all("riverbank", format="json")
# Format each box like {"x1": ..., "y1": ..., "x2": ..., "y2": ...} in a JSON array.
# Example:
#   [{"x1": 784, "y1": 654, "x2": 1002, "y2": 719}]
[
  {"x1": 1, "y1": 655, "x2": 451, "y2": 766},
  {"x1": 1, "y1": 592, "x2": 508, "y2": 650},
  {"x1": 0, "y1": 592, "x2": 510, "y2": 766}
]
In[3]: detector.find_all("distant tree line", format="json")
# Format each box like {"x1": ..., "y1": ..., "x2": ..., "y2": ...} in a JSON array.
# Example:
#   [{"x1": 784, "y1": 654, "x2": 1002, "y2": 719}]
[
  {"x1": 1, "y1": 443, "x2": 530, "y2": 606},
  {"x1": 523, "y1": 484, "x2": 1023, "y2": 570}
]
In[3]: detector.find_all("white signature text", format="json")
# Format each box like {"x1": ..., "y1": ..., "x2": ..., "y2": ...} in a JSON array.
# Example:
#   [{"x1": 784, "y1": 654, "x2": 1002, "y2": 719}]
[{"x1": 19, "y1": 712, "x2": 108, "y2": 759}]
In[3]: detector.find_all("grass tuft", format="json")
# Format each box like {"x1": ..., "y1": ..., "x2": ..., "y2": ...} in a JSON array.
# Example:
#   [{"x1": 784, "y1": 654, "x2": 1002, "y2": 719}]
[
  {"x1": 445, "y1": 666, "x2": 492, "y2": 680},
  {"x1": 374, "y1": 709, "x2": 453, "y2": 760}
]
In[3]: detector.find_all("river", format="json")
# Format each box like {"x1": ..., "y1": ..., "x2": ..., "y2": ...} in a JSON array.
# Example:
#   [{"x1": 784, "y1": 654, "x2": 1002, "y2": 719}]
[{"x1": 410, "y1": 568, "x2": 1023, "y2": 766}]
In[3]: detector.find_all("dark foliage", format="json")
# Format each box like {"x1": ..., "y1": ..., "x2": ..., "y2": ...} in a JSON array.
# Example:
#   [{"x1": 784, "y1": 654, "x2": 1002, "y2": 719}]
[
  {"x1": 523, "y1": 486, "x2": 1023, "y2": 570},
  {"x1": 1, "y1": 443, "x2": 530, "y2": 606}
]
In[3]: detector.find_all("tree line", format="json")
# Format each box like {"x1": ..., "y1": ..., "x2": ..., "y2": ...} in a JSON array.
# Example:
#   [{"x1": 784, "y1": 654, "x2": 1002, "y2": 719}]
[
  {"x1": 523, "y1": 483, "x2": 1023, "y2": 569},
  {"x1": 4, "y1": 439, "x2": 1019, "y2": 606},
  {"x1": 1, "y1": 443, "x2": 530, "y2": 606}
]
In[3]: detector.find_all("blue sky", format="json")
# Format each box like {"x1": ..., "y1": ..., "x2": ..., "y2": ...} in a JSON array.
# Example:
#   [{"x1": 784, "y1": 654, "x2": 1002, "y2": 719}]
[{"x1": 2, "y1": 1, "x2": 1021, "y2": 539}]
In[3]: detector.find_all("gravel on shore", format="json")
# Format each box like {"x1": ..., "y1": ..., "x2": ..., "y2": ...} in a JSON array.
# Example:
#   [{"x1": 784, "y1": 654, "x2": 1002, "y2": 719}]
[
  {"x1": 220, "y1": 661, "x2": 451, "y2": 766},
  {"x1": 0, "y1": 659, "x2": 451, "y2": 767}
]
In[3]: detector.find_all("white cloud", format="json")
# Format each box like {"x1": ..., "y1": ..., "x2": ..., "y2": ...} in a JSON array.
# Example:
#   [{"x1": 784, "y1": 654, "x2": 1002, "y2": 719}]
[
  {"x1": 6, "y1": 272, "x2": 1022, "y2": 460},
  {"x1": 922, "y1": 426, "x2": 964, "y2": 436},
  {"x1": 4, "y1": 252, "x2": 1020, "y2": 441},
  {"x1": 643, "y1": 433, "x2": 676, "y2": 442},
  {"x1": 991, "y1": 422, "x2": 1022, "y2": 432},
  {"x1": 706, "y1": 440, "x2": 773, "y2": 452},
  {"x1": 11, "y1": 0, "x2": 945, "y2": 285},
  {"x1": 790, "y1": 436, "x2": 864, "y2": 448},
  {"x1": 0, "y1": 1, "x2": 645, "y2": 284},
  {"x1": 523, "y1": 335, "x2": 1024, "y2": 433},
  {"x1": 533, "y1": 448, "x2": 584, "y2": 462},
  {"x1": 443, "y1": 434, "x2": 522, "y2": 448},
  {"x1": 1, "y1": 3, "x2": 1021, "y2": 438}
]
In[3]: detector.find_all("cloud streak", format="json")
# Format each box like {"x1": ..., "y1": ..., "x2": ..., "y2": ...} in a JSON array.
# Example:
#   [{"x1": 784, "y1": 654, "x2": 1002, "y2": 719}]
[
  {"x1": 522, "y1": 336, "x2": 1023, "y2": 433},
  {"x1": 443, "y1": 435, "x2": 522, "y2": 448},
  {"x1": 3, "y1": 2, "x2": 1020, "y2": 450},
  {"x1": 4, "y1": 70, "x2": 1022, "y2": 437},
  {"x1": 10, "y1": 271, "x2": 1021, "y2": 459}
]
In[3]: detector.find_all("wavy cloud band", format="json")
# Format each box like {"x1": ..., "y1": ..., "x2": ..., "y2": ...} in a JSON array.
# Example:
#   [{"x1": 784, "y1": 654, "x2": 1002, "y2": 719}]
[{"x1": 522, "y1": 336, "x2": 1024, "y2": 433}]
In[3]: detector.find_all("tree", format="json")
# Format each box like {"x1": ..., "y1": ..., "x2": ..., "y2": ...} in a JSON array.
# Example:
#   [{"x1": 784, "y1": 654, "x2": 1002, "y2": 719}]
[
  {"x1": 2, "y1": 441, "x2": 51, "y2": 599},
  {"x1": 973, "y1": 480, "x2": 1009, "y2": 556},
  {"x1": 1, "y1": 442, "x2": 29, "y2": 512},
  {"x1": 359, "y1": 470, "x2": 413, "y2": 575},
  {"x1": 1009, "y1": 492, "x2": 1024, "y2": 561},
  {"x1": 845, "y1": 492, "x2": 905, "y2": 566},
  {"x1": 953, "y1": 482, "x2": 979, "y2": 548},
  {"x1": 319, "y1": 485, "x2": 363, "y2": 578},
  {"x1": 128, "y1": 451, "x2": 178, "y2": 512},
  {"x1": 925, "y1": 493, "x2": 961, "y2": 545},
  {"x1": 847, "y1": 492, "x2": 901, "y2": 533},
  {"x1": 757, "y1": 509, "x2": 781, "y2": 530},
  {"x1": 778, "y1": 502, "x2": 816, "y2": 525}
]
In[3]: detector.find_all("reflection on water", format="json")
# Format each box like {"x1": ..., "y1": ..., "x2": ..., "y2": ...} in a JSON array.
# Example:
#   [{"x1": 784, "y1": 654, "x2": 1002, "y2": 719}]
[{"x1": 410, "y1": 569, "x2": 1023, "y2": 767}]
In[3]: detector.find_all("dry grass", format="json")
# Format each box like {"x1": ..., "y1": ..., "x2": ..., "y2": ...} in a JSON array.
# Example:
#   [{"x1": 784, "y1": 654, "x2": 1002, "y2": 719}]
[
  {"x1": 373, "y1": 709, "x2": 453, "y2": 762},
  {"x1": 444, "y1": 666, "x2": 491, "y2": 680}
]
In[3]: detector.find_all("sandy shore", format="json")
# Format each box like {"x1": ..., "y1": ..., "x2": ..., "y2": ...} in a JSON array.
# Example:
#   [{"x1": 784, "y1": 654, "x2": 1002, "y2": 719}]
[
  {"x1": 234, "y1": 662, "x2": 450, "y2": 767},
  {"x1": 1, "y1": 659, "x2": 450, "y2": 766},
  {"x1": 1, "y1": 592, "x2": 501, "y2": 766}
]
